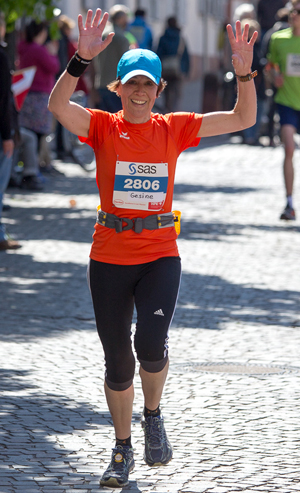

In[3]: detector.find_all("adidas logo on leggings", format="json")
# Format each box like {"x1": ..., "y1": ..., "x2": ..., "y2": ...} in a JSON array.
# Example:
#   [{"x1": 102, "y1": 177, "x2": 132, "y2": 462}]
[{"x1": 154, "y1": 309, "x2": 164, "y2": 316}]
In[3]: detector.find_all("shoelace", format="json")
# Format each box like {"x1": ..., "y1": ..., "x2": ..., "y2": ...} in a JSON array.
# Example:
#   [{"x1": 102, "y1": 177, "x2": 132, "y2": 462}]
[{"x1": 145, "y1": 417, "x2": 167, "y2": 445}]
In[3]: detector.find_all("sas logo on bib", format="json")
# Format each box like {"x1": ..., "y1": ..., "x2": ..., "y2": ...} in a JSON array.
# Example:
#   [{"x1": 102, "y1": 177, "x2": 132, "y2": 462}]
[{"x1": 128, "y1": 163, "x2": 157, "y2": 175}]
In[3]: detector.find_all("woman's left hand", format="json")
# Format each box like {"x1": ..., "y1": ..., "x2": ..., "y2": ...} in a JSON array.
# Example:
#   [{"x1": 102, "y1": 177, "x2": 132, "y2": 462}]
[{"x1": 226, "y1": 21, "x2": 258, "y2": 77}]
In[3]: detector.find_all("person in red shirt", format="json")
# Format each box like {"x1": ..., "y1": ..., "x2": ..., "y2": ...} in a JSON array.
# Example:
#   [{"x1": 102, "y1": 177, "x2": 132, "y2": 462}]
[
  {"x1": 18, "y1": 20, "x2": 60, "y2": 178},
  {"x1": 49, "y1": 9, "x2": 258, "y2": 488}
]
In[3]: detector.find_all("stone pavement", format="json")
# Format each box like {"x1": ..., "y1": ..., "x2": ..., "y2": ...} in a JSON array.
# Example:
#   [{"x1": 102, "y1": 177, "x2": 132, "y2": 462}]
[{"x1": 1, "y1": 137, "x2": 300, "y2": 493}]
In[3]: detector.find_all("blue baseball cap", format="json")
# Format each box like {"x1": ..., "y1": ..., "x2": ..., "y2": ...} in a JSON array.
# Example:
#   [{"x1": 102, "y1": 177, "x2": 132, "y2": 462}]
[{"x1": 117, "y1": 49, "x2": 162, "y2": 85}]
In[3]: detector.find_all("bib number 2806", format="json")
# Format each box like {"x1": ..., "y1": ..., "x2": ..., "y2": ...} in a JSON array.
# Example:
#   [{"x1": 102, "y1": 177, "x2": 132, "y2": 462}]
[
  {"x1": 124, "y1": 178, "x2": 160, "y2": 191},
  {"x1": 113, "y1": 160, "x2": 168, "y2": 210}
]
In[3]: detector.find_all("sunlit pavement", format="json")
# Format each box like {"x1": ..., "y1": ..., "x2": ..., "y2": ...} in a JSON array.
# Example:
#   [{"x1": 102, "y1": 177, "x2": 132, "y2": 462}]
[{"x1": 1, "y1": 136, "x2": 300, "y2": 493}]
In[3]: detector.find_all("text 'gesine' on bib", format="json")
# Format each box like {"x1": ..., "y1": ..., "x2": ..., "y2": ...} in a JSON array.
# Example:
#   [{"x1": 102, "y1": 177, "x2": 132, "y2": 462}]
[{"x1": 113, "y1": 161, "x2": 168, "y2": 211}]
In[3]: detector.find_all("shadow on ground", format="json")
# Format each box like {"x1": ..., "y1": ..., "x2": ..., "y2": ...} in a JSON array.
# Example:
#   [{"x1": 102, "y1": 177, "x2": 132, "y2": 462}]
[
  {"x1": 0, "y1": 369, "x2": 144, "y2": 492},
  {"x1": 173, "y1": 272, "x2": 300, "y2": 330},
  {"x1": 178, "y1": 219, "x2": 300, "y2": 241},
  {"x1": 1, "y1": 251, "x2": 299, "y2": 340},
  {"x1": 1, "y1": 169, "x2": 299, "y2": 340}
]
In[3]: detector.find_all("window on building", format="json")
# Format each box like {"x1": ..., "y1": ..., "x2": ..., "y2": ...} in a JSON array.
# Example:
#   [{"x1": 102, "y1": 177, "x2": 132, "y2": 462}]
[
  {"x1": 198, "y1": 0, "x2": 225, "y2": 19},
  {"x1": 149, "y1": 0, "x2": 159, "y2": 20},
  {"x1": 81, "y1": 0, "x2": 106, "y2": 10}
]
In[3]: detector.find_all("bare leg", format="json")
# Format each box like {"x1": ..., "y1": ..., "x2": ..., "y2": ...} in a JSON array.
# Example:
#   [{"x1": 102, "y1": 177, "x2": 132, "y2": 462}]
[
  {"x1": 104, "y1": 382, "x2": 134, "y2": 439},
  {"x1": 139, "y1": 359, "x2": 169, "y2": 410},
  {"x1": 281, "y1": 124, "x2": 296, "y2": 197},
  {"x1": 101, "y1": 383, "x2": 135, "y2": 487},
  {"x1": 140, "y1": 360, "x2": 173, "y2": 466},
  {"x1": 104, "y1": 360, "x2": 169, "y2": 440}
]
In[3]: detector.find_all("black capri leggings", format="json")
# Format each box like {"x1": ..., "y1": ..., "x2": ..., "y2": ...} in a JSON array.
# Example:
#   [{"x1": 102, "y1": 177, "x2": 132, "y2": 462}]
[{"x1": 88, "y1": 256, "x2": 181, "y2": 391}]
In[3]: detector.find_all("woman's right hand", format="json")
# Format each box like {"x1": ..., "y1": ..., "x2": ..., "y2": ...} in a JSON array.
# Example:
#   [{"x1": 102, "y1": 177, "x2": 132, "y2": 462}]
[{"x1": 77, "y1": 9, "x2": 114, "y2": 60}]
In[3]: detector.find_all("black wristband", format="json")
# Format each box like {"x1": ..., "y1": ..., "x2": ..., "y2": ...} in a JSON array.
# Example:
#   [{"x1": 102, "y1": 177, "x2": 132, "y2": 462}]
[{"x1": 66, "y1": 52, "x2": 92, "y2": 78}]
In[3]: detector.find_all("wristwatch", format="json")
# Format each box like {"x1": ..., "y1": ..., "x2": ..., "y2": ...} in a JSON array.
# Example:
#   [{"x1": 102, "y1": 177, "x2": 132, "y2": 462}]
[{"x1": 236, "y1": 70, "x2": 258, "y2": 82}]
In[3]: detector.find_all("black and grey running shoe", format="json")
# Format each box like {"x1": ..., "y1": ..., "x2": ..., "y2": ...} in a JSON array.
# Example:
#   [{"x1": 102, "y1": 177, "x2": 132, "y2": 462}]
[
  {"x1": 100, "y1": 445, "x2": 134, "y2": 487},
  {"x1": 141, "y1": 415, "x2": 173, "y2": 466},
  {"x1": 280, "y1": 205, "x2": 296, "y2": 220}
]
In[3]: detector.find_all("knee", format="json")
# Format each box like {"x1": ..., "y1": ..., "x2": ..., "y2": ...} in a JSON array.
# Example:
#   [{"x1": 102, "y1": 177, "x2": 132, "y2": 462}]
[
  {"x1": 139, "y1": 355, "x2": 169, "y2": 373},
  {"x1": 135, "y1": 333, "x2": 169, "y2": 368},
  {"x1": 284, "y1": 145, "x2": 294, "y2": 161},
  {"x1": 105, "y1": 352, "x2": 135, "y2": 391}
]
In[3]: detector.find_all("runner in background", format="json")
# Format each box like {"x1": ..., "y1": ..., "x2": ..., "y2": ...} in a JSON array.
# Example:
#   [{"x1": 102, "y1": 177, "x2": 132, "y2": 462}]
[{"x1": 267, "y1": 0, "x2": 300, "y2": 220}]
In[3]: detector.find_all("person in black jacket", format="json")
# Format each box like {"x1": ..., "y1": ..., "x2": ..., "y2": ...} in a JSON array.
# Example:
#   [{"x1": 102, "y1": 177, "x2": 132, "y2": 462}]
[
  {"x1": 0, "y1": 13, "x2": 21, "y2": 250},
  {"x1": 241, "y1": 18, "x2": 266, "y2": 145},
  {"x1": 257, "y1": 0, "x2": 286, "y2": 39}
]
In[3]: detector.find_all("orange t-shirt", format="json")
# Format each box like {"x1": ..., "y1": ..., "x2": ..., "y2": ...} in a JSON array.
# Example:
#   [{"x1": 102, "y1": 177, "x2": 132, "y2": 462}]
[{"x1": 79, "y1": 110, "x2": 203, "y2": 265}]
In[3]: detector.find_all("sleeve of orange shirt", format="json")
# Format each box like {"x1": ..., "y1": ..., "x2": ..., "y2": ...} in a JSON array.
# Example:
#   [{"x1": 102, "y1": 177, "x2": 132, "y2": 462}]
[{"x1": 165, "y1": 112, "x2": 203, "y2": 153}]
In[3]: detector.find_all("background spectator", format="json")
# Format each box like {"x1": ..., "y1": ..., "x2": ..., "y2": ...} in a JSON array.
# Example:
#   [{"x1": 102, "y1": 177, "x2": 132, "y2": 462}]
[
  {"x1": 0, "y1": 13, "x2": 20, "y2": 250},
  {"x1": 13, "y1": 128, "x2": 44, "y2": 190},
  {"x1": 156, "y1": 16, "x2": 190, "y2": 113},
  {"x1": 56, "y1": 14, "x2": 90, "y2": 159},
  {"x1": 257, "y1": 0, "x2": 287, "y2": 39},
  {"x1": 241, "y1": 18, "x2": 266, "y2": 145},
  {"x1": 17, "y1": 20, "x2": 60, "y2": 176},
  {"x1": 233, "y1": 3, "x2": 256, "y2": 24},
  {"x1": 92, "y1": 4, "x2": 130, "y2": 112},
  {"x1": 261, "y1": 7, "x2": 291, "y2": 54},
  {"x1": 128, "y1": 8, "x2": 153, "y2": 50}
]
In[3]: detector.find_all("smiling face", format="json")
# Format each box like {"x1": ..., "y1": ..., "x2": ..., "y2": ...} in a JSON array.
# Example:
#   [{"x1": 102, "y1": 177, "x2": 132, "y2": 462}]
[{"x1": 117, "y1": 75, "x2": 158, "y2": 124}]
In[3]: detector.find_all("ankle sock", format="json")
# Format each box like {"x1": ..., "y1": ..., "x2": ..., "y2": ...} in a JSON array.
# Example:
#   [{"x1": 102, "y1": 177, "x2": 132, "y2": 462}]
[
  {"x1": 287, "y1": 195, "x2": 293, "y2": 209},
  {"x1": 144, "y1": 405, "x2": 161, "y2": 418},
  {"x1": 116, "y1": 436, "x2": 132, "y2": 448}
]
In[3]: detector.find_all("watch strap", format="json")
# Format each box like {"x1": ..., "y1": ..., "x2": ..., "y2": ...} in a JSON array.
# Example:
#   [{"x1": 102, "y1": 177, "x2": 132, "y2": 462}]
[{"x1": 236, "y1": 70, "x2": 258, "y2": 82}]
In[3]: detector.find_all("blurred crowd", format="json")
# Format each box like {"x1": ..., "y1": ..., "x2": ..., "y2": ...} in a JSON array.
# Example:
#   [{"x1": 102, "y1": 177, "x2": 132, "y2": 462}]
[
  {"x1": 0, "y1": 5, "x2": 191, "y2": 250},
  {"x1": 229, "y1": 0, "x2": 300, "y2": 222},
  {"x1": 228, "y1": 0, "x2": 289, "y2": 147},
  {"x1": 0, "y1": 1, "x2": 298, "y2": 250}
]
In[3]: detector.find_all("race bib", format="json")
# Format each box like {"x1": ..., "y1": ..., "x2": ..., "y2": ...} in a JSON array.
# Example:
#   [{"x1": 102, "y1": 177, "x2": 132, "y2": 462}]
[
  {"x1": 286, "y1": 54, "x2": 300, "y2": 76},
  {"x1": 113, "y1": 161, "x2": 168, "y2": 211}
]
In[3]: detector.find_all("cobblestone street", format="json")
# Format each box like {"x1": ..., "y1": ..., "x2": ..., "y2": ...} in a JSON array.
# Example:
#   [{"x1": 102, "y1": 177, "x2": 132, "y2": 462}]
[{"x1": 1, "y1": 136, "x2": 300, "y2": 493}]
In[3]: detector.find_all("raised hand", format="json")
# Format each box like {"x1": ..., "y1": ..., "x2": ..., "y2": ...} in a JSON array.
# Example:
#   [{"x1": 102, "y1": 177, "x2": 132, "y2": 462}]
[
  {"x1": 77, "y1": 9, "x2": 114, "y2": 60},
  {"x1": 226, "y1": 21, "x2": 258, "y2": 76}
]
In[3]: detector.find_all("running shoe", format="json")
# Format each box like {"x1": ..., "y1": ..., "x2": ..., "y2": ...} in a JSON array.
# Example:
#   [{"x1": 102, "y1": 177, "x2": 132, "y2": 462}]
[
  {"x1": 280, "y1": 205, "x2": 296, "y2": 221},
  {"x1": 100, "y1": 445, "x2": 134, "y2": 488},
  {"x1": 141, "y1": 414, "x2": 173, "y2": 466}
]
